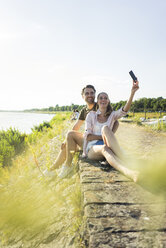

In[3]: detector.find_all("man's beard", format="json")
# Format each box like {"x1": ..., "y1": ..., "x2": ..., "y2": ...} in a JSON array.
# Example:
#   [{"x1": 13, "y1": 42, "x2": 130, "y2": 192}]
[{"x1": 86, "y1": 97, "x2": 95, "y2": 104}]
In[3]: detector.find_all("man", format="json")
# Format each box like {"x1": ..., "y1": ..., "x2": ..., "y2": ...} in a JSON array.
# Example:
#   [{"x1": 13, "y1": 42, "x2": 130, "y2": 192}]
[{"x1": 44, "y1": 84, "x2": 118, "y2": 178}]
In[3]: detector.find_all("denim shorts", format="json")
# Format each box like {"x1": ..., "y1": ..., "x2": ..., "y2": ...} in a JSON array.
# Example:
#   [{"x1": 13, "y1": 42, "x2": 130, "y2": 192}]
[
  {"x1": 86, "y1": 140, "x2": 104, "y2": 153},
  {"x1": 95, "y1": 140, "x2": 104, "y2": 145}
]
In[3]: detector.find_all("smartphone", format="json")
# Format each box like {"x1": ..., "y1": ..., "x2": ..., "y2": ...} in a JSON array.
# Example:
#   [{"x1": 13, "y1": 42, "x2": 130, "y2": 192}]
[{"x1": 129, "y1": 70, "x2": 137, "y2": 82}]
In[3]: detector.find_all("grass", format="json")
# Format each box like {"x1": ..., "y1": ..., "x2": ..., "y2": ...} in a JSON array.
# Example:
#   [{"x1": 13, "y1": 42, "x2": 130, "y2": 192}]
[
  {"x1": 0, "y1": 112, "x2": 83, "y2": 247},
  {"x1": 128, "y1": 112, "x2": 166, "y2": 119},
  {"x1": 150, "y1": 120, "x2": 166, "y2": 132},
  {"x1": 0, "y1": 128, "x2": 27, "y2": 167},
  {"x1": 121, "y1": 112, "x2": 166, "y2": 132}
]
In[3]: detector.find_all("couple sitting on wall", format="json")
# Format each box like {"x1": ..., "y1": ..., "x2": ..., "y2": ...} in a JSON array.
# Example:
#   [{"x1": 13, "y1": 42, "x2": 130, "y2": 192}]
[{"x1": 44, "y1": 80, "x2": 139, "y2": 182}]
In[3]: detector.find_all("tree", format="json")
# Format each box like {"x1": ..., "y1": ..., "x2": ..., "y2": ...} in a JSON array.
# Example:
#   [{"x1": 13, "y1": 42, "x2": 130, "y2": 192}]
[{"x1": 49, "y1": 106, "x2": 54, "y2": 112}]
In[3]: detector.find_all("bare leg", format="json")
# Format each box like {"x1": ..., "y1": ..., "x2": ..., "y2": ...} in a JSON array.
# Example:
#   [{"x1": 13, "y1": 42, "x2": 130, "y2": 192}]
[
  {"x1": 50, "y1": 131, "x2": 83, "y2": 170},
  {"x1": 87, "y1": 145, "x2": 104, "y2": 160},
  {"x1": 102, "y1": 145, "x2": 139, "y2": 182},
  {"x1": 102, "y1": 125, "x2": 124, "y2": 159},
  {"x1": 50, "y1": 145, "x2": 66, "y2": 170},
  {"x1": 65, "y1": 131, "x2": 84, "y2": 166},
  {"x1": 87, "y1": 144, "x2": 138, "y2": 182}
]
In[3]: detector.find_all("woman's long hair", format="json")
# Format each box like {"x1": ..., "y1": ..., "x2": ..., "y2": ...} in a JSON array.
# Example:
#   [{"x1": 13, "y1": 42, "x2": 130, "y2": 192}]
[{"x1": 97, "y1": 92, "x2": 113, "y2": 116}]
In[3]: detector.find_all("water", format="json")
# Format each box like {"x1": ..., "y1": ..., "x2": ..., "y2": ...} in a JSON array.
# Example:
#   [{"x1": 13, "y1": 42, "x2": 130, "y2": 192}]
[{"x1": 0, "y1": 112, "x2": 55, "y2": 134}]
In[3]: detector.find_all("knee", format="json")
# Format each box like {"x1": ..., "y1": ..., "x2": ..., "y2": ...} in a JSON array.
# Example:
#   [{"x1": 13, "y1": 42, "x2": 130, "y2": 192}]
[
  {"x1": 101, "y1": 125, "x2": 108, "y2": 135},
  {"x1": 66, "y1": 130, "x2": 74, "y2": 140},
  {"x1": 101, "y1": 144, "x2": 109, "y2": 155},
  {"x1": 101, "y1": 125, "x2": 113, "y2": 136}
]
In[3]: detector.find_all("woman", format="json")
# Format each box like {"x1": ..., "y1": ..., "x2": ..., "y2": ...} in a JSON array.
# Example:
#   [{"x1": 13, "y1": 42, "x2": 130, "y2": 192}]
[{"x1": 83, "y1": 80, "x2": 139, "y2": 182}]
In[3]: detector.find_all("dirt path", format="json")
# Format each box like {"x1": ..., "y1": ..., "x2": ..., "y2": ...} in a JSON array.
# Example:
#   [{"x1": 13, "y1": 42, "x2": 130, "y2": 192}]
[{"x1": 116, "y1": 122, "x2": 166, "y2": 159}]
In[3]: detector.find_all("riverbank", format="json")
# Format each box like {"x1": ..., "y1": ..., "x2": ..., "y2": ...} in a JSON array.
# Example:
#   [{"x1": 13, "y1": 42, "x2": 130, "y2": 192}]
[{"x1": 0, "y1": 112, "x2": 83, "y2": 247}]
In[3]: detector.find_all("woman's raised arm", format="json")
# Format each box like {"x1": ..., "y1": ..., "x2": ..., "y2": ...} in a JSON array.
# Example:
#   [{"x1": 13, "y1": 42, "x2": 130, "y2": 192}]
[{"x1": 123, "y1": 81, "x2": 139, "y2": 112}]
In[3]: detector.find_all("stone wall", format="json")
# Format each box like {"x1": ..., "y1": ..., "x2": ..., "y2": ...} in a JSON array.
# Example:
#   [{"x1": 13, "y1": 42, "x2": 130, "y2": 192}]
[{"x1": 79, "y1": 158, "x2": 166, "y2": 248}]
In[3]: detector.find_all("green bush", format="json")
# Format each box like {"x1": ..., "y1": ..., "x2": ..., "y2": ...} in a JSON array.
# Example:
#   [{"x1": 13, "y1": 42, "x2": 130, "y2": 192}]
[
  {"x1": 31, "y1": 121, "x2": 52, "y2": 132},
  {"x1": 0, "y1": 128, "x2": 27, "y2": 166}
]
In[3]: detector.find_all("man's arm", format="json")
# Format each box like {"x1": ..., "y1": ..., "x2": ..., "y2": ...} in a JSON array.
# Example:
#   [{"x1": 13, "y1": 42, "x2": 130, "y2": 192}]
[
  {"x1": 72, "y1": 120, "x2": 84, "y2": 131},
  {"x1": 60, "y1": 120, "x2": 84, "y2": 149},
  {"x1": 87, "y1": 134, "x2": 102, "y2": 141}
]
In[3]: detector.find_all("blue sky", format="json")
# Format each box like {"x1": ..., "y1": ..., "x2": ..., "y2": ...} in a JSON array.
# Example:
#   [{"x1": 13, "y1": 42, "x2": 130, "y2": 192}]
[{"x1": 0, "y1": 0, "x2": 166, "y2": 110}]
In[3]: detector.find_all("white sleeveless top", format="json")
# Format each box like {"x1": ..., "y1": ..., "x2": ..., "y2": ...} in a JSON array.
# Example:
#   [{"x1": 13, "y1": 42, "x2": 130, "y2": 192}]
[
  {"x1": 93, "y1": 120, "x2": 108, "y2": 135},
  {"x1": 86, "y1": 120, "x2": 107, "y2": 153}
]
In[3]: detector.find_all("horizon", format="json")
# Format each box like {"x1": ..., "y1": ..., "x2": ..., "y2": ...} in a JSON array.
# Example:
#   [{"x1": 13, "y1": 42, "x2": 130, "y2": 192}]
[{"x1": 0, "y1": 95, "x2": 165, "y2": 112}]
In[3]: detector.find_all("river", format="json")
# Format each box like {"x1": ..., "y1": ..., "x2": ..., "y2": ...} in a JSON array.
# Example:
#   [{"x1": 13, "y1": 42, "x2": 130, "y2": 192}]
[{"x1": 0, "y1": 111, "x2": 55, "y2": 134}]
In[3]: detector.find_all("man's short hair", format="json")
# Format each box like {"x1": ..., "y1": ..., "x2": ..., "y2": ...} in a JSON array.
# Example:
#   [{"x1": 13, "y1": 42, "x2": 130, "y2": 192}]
[{"x1": 81, "y1": 85, "x2": 96, "y2": 95}]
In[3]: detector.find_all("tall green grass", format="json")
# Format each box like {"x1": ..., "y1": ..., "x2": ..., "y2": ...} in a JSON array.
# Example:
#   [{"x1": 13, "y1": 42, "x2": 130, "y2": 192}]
[{"x1": 0, "y1": 112, "x2": 83, "y2": 247}]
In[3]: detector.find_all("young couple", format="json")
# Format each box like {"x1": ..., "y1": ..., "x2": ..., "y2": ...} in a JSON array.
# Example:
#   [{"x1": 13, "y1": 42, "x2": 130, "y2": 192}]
[{"x1": 44, "y1": 81, "x2": 139, "y2": 181}]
